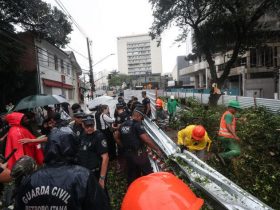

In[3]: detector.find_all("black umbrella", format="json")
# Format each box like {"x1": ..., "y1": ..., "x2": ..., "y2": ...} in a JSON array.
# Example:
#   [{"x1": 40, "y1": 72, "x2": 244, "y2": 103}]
[{"x1": 14, "y1": 94, "x2": 68, "y2": 111}]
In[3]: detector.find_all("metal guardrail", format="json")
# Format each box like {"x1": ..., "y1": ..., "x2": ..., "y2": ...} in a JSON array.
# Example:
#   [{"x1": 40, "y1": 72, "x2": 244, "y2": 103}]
[
  {"x1": 165, "y1": 91, "x2": 280, "y2": 113},
  {"x1": 143, "y1": 118, "x2": 274, "y2": 210},
  {"x1": 124, "y1": 89, "x2": 280, "y2": 114},
  {"x1": 123, "y1": 89, "x2": 274, "y2": 209}
]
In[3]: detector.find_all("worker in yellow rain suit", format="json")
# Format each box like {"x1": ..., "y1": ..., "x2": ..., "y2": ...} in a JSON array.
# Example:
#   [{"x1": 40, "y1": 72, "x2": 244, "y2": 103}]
[{"x1": 177, "y1": 125, "x2": 211, "y2": 160}]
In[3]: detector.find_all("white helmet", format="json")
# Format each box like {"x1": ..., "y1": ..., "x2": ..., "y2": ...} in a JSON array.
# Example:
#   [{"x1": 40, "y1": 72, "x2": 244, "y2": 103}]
[{"x1": 170, "y1": 95, "x2": 175, "y2": 99}]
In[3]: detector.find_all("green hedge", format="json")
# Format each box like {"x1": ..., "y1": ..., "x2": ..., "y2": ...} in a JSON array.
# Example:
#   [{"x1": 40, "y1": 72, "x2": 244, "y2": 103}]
[{"x1": 171, "y1": 97, "x2": 280, "y2": 209}]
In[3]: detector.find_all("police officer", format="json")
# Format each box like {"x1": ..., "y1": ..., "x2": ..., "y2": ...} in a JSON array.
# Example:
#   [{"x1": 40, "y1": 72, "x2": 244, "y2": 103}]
[
  {"x1": 13, "y1": 128, "x2": 111, "y2": 210},
  {"x1": 112, "y1": 103, "x2": 130, "y2": 172},
  {"x1": 114, "y1": 105, "x2": 162, "y2": 185},
  {"x1": 142, "y1": 91, "x2": 151, "y2": 118},
  {"x1": 78, "y1": 115, "x2": 109, "y2": 189},
  {"x1": 113, "y1": 103, "x2": 130, "y2": 129},
  {"x1": 69, "y1": 109, "x2": 85, "y2": 137},
  {"x1": 117, "y1": 96, "x2": 130, "y2": 115}
]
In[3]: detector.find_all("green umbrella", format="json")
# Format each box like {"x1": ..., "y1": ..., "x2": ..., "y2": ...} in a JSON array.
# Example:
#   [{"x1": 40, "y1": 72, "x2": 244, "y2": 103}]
[{"x1": 14, "y1": 94, "x2": 68, "y2": 111}]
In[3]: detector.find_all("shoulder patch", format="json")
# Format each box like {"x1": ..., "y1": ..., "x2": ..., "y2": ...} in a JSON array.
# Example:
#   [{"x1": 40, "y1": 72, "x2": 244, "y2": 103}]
[{"x1": 101, "y1": 139, "x2": 107, "y2": 148}]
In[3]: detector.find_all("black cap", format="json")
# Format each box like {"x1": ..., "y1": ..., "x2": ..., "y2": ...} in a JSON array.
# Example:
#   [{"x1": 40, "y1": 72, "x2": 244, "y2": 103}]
[
  {"x1": 71, "y1": 103, "x2": 81, "y2": 112},
  {"x1": 116, "y1": 103, "x2": 124, "y2": 109},
  {"x1": 134, "y1": 104, "x2": 145, "y2": 116},
  {"x1": 73, "y1": 109, "x2": 85, "y2": 118},
  {"x1": 82, "y1": 114, "x2": 95, "y2": 125},
  {"x1": 118, "y1": 97, "x2": 124, "y2": 103}
]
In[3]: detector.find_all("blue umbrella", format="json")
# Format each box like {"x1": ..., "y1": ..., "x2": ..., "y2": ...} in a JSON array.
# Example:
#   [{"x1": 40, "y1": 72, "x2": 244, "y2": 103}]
[{"x1": 14, "y1": 94, "x2": 67, "y2": 111}]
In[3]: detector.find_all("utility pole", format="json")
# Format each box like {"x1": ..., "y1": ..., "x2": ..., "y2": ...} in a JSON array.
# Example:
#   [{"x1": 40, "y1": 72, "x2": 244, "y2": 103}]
[{"x1": 86, "y1": 37, "x2": 94, "y2": 98}]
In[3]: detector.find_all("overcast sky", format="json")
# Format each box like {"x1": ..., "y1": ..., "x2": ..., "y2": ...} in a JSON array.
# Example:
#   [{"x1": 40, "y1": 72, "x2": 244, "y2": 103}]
[{"x1": 44, "y1": 0, "x2": 190, "y2": 76}]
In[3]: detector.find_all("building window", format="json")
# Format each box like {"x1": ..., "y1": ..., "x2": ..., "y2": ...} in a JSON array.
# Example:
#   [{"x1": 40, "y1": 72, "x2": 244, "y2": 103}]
[
  {"x1": 250, "y1": 48, "x2": 257, "y2": 67},
  {"x1": 54, "y1": 55, "x2": 58, "y2": 70},
  {"x1": 265, "y1": 46, "x2": 273, "y2": 67},
  {"x1": 61, "y1": 75, "x2": 66, "y2": 83},
  {"x1": 61, "y1": 88, "x2": 66, "y2": 98},
  {"x1": 67, "y1": 64, "x2": 71, "y2": 75},
  {"x1": 72, "y1": 69, "x2": 75, "y2": 78},
  {"x1": 61, "y1": 59, "x2": 64, "y2": 73},
  {"x1": 68, "y1": 89, "x2": 74, "y2": 100}
]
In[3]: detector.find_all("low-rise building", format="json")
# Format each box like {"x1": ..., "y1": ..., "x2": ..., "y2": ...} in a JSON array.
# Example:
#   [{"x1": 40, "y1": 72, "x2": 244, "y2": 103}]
[
  {"x1": 179, "y1": 44, "x2": 280, "y2": 98},
  {"x1": 19, "y1": 32, "x2": 82, "y2": 104}
]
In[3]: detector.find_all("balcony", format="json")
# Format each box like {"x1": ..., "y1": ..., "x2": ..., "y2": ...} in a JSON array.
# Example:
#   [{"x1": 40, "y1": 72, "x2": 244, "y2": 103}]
[{"x1": 179, "y1": 61, "x2": 208, "y2": 76}]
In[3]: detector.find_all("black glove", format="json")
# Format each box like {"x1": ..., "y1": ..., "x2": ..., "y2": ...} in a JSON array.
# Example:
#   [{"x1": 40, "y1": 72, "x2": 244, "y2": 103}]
[{"x1": 179, "y1": 145, "x2": 187, "y2": 153}]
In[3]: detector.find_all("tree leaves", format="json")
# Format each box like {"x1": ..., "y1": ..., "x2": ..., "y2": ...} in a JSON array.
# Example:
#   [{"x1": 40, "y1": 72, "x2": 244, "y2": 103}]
[
  {"x1": 150, "y1": 0, "x2": 280, "y2": 104},
  {"x1": 0, "y1": 0, "x2": 72, "y2": 47},
  {"x1": 173, "y1": 99, "x2": 280, "y2": 208}
]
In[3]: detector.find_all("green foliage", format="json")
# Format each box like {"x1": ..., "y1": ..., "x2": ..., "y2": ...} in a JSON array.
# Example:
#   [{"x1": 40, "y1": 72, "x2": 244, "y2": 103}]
[
  {"x1": 233, "y1": 107, "x2": 280, "y2": 208},
  {"x1": 107, "y1": 161, "x2": 127, "y2": 210},
  {"x1": 150, "y1": 0, "x2": 280, "y2": 105},
  {"x1": 0, "y1": 32, "x2": 37, "y2": 112},
  {"x1": 108, "y1": 74, "x2": 131, "y2": 87},
  {"x1": 170, "y1": 97, "x2": 223, "y2": 138},
  {"x1": 173, "y1": 99, "x2": 280, "y2": 208},
  {"x1": 0, "y1": 0, "x2": 72, "y2": 47}
]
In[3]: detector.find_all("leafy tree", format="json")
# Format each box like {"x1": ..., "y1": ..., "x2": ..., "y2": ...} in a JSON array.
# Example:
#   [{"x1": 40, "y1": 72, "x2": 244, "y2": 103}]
[
  {"x1": 0, "y1": 0, "x2": 72, "y2": 47},
  {"x1": 0, "y1": 31, "x2": 37, "y2": 112},
  {"x1": 150, "y1": 0, "x2": 280, "y2": 105},
  {"x1": 108, "y1": 73, "x2": 131, "y2": 87}
]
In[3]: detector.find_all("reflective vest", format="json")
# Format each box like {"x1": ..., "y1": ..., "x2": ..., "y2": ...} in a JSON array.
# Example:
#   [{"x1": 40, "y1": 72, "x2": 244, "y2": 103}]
[{"x1": 218, "y1": 111, "x2": 236, "y2": 138}]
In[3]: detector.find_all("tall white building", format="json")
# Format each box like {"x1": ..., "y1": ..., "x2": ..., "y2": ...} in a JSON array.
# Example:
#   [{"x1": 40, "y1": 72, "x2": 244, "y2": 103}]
[
  {"x1": 117, "y1": 34, "x2": 162, "y2": 75},
  {"x1": 94, "y1": 69, "x2": 109, "y2": 91}
]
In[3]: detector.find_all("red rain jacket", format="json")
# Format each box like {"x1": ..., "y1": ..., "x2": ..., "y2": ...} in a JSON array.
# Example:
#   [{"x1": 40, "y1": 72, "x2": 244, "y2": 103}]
[{"x1": 5, "y1": 112, "x2": 44, "y2": 170}]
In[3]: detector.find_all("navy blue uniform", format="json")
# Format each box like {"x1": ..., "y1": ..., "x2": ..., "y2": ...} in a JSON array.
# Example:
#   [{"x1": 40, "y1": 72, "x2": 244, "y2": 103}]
[
  {"x1": 69, "y1": 122, "x2": 84, "y2": 137},
  {"x1": 78, "y1": 130, "x2": 108, "y2": 179},
  {"x1": 142, "y1": 97, "x2": 151, "y2": 117},
  {"x1": 115, "y1": 111, "x2": 129, "y2": 125},
  {"x1": 119, "y1": 120, "x2": 153, "y2": 185},
  {"x1": 14, "y1": 128, "x2": 111, "y2": 210}
]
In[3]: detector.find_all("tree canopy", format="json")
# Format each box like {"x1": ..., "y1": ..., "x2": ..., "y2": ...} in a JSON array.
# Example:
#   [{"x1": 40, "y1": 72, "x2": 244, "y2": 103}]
[
  {"x1": 108, "y1": 73, "x2": 131, "y2": 87},
  {"x1": 150, "y1": 0, "x2": 280, "y2": 104},
  {"x1": 0, "y1": 0, "x2": 72, "y2": 47}
]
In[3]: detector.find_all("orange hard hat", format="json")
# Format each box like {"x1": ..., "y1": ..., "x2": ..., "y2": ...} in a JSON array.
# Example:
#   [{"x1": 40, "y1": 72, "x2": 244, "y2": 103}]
[
  {"x1": 156, "y1": 98, "x2": 163, "y2": 107},
  {"x1": 192, "y1": 125, "x2": 206, "y2": 141},
  {"x1": 121, "y1": 172, "x2": 204, "y2": 210}
]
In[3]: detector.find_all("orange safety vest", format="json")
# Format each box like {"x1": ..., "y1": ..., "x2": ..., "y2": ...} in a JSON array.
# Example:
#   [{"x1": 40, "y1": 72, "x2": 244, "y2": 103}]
[{"x1": 218, "y1": 111, "x2": 236, "y2": 138}]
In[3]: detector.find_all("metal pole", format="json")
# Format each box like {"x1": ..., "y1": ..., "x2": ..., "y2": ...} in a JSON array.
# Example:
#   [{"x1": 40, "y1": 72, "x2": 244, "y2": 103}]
[
  {"x1": 86, "y1": 37, "x2": 94, "y2": 98},
  {"x1": 205, "y1": 68, "x2": 208, "y2": 89},
  {"x1": 242, "y1": 67, "x2": 246, "y2": 96},
  {"x1": 279, "y1": 69, "x2": 280, "y2": 99}
]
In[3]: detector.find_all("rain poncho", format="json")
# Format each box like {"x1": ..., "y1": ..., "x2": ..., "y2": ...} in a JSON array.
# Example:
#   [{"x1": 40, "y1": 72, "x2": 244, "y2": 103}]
[{"x1": 5, "y1": 112, "x2": 44, "y2": 170}]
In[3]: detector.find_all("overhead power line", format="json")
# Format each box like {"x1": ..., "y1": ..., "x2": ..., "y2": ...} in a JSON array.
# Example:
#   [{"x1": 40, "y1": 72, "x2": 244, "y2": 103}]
[
  {"x1": 0, "y1": 29, "x2": 90, "y2": 68},
  {"x1": 54, "y1": 0, "x2": 88, "y2": 38},
  {"x1": 66, "y1": 45, "x2": 89, "y2": 60}
]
